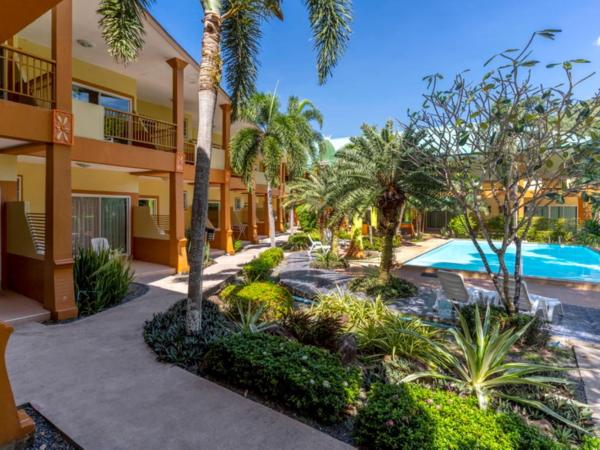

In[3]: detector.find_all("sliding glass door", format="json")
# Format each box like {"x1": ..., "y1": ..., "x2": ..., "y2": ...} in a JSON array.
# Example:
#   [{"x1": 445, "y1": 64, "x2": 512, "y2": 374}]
[{"x1": 72, "y1": 196, "x2": 129, "y2": 253}]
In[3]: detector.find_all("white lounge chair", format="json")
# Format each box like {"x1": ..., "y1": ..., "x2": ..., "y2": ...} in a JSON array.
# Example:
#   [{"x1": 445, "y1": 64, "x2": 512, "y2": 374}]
[
  {"x1": 307, "y1": 235, "x2": 331, "y2": 256},
  {"x1": 91, "y1": 237, "x2": 110, "y2": 253},
  {"x1": 498, "y1": 279, "x2": 564, "y2": 322},
  {"x1": 434, "y1": 270, "x2": 497, "y2": 310}
]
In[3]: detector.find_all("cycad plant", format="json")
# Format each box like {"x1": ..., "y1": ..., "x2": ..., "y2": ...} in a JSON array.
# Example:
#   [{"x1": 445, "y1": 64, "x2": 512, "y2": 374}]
[
  {"x1": 402, "y1": 305, "x2": 587, "y2": 432},
  {"x1": 332, "y1": 121, "x2": 442, "y2": 280},
  {"x1": 99, "y1": 0, "x2": 352, "y2": 333}
]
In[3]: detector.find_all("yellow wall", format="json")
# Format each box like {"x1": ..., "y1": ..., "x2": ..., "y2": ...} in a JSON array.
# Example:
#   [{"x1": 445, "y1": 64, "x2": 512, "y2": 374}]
[
  {"x1": 139, "y1": 177, "x2": 170, "y2": 215},
  {"x1": 0, "y1": 155, "x2": 17, "y2": 181},
  {"x1": 72, "y1": 168, "x2": 139, "y2": 194},
  {"x1": 17, "y1": 162, "x2": 45, "y2": 213}
]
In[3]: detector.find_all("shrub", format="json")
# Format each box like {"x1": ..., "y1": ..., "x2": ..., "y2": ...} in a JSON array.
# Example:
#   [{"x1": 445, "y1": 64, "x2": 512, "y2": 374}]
[
  {"x1": 233, "y1": 240, "x2": 244, "y2": 253},
  {"x1": 310, "y1": 250, "x2": 348, "y2": 269},
  {"x1": 460, "y1": 304, "x2": 550, "y2": 348},
  {"x1": 348, "y1": 273, "x2": 417, "y2": 300},
  {"x1": 486, "y1": 215, "x2": 505, "y2": 235},
  {"x1": 448, "y1": 214, "x2": 478, "y2": 238},
  {"x1": 295, "y1": 204, "x2": 317, "y2": 231},
  {"x1": 354, "y1": 383, "x2": 564, "y2": 450},
  {"x1": 143, "y1": 299, "x2": 229, "y2": 368},
  {"x1": 362, "y1": 236, "x2": 401, "y2": 252},
  {"x1": 575, "y1": 219, "x2": 600, "y2": 248},
  {"x1": 581, "y1": 435, "x2": 600, "y2": 450},
  {"x1": 242, "y1": 247, "x2": 284, "y2": 281},
  {"x1": 220, "y1": 281, "x2": 293, "y2": 319},
  {"x1": 73, "y1": 248, "x2": 133, "y2": 316},
  {"x1": 202, "y1": 333, "x2": 362, "y2": 423},
  {"x1": 285, "y1": 233, "x2": 311, "y2": 250},
  {"x1": 282, "y1": 309, "x2": 344, "y2": 351}
]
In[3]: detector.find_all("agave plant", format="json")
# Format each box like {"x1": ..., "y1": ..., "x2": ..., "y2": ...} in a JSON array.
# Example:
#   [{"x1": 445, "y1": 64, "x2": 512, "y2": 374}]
[
  {"x1": 402, "y1": 305, "x2": 588, "y2": 432},
  {"x1": 228, "y1": 300, "x2": 276, "y2": 334}
]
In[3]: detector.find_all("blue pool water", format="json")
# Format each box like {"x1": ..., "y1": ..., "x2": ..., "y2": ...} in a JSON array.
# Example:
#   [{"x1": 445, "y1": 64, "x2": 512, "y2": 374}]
[{"x1": 405, "y1": 240, "x2": 600, "y2": 283}]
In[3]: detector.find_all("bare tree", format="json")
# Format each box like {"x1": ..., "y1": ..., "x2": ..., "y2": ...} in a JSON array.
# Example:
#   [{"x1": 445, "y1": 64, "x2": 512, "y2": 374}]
[{"x1": 411, "y1": 30, "x2": 600, "y2": 313}]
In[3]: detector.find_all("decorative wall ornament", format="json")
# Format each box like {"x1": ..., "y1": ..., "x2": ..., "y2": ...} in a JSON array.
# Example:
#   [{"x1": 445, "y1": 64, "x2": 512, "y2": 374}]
[
  {"x1": 175, "y1": 151, "x2": 185, "y2": 173},
  {"x1": 52, "y1": 110, "x2": 74, "y2": 146}
]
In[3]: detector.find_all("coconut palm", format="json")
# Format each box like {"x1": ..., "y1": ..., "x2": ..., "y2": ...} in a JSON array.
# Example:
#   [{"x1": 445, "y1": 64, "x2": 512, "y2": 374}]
[
  {"x1": 230, "y1": 92, "x2": 310, "y2": 247},
  {"x1": 332, "y1": 121, "x2": 442, "y2": 280},
  {"x1": 98, "y1": 0, "x2": 352, "y2": 332}
]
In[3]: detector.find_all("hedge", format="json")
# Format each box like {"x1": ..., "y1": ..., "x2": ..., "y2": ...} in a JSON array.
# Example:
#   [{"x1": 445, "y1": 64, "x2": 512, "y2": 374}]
[
  {"x1": 242, "y1": 247, "x2": 284, "y2": 281},
  {"x1": 203, "y1": 333, "x2": 362, "y2": 423},
  {"x1": 354, "y1": 383, "x2": 564, "y2": 450},
  {"x1": 220, "y1": 281, "x2": 293, "y2": 319}
]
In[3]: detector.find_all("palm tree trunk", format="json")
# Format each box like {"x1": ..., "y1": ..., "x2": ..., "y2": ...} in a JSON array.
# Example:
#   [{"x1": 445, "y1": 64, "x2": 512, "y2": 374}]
[
  {"x1": 267, "y1": 181, "x2": 276, "y2": 247},
  {"x1": 186, "y1": 11, "x2": 221, "y2": 333},
  {"x1": 288, "y1": 203, "x2": 294, "y2": 233}
]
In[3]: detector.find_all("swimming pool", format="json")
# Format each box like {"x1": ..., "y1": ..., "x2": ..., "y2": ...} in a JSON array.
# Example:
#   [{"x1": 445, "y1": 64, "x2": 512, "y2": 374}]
[{"x1": 405, "y1": 240, "x2": 600, "y2": 283}]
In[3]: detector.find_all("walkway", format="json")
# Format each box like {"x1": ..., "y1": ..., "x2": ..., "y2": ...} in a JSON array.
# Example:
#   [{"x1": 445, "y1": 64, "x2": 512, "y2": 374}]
[{"x1": 6, "y1": 239, "x2": 351, "y2": 450}]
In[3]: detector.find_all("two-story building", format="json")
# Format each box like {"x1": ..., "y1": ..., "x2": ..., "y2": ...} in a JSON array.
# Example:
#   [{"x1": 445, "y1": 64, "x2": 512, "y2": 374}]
[{"x1": 0, "y1": 0, "x2": 287, "y2": 320}]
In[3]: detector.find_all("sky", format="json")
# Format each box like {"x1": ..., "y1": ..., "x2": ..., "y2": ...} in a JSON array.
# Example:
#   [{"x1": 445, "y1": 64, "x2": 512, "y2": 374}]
[{"x1": 150, "y1": 0, "x2": 600, "y2": 139}]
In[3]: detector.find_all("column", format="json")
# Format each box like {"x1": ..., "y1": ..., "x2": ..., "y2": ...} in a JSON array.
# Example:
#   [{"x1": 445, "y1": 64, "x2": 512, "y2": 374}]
[
  {"x1": 262, "y1": 194, "x2": 270, "y2": 236},
  {"x1": 219, "y1": 104, "x2": 234, "y2": 254},
  {"x1": 44, "y1": 0, "x2": 77, "y2": 320},
  {"x1": 247, "y1": 191, "x2": 258, "y2": 243},
  {"x1": 167, "y1": 57, "x2": 188, "y2": 272}
]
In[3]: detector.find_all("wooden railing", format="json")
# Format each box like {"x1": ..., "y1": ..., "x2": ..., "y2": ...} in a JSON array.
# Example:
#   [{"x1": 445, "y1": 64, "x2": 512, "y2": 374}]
[
  {"x1": 25, "y1": 213, "x2": 45, "y2": 255},
  {"x1": 183, "y1": 139, "x2": 223, "y2": 164},
  {"x1": 104, "y1": 108, "x2": 177, "y2": 152},
  {"x1": 152, "y1": 214, "x2": 170, "y2": 233},
  {"x1": 0, "y1": 44, "x2": 55, "y2": 108}
]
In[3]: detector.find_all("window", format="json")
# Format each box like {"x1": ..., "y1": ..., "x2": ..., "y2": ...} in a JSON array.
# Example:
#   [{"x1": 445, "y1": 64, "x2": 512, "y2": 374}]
[
  {"x1": 533, "y1": 205, "x2": 577, "y2": 220},
  {"x1": 183, "y1": 117, "x2": 190, "y2": 140},
  {"x1": 183, "y1": 191, "x2": 190, "y2": 210},
  {"x1": 138, "y1": 198, "x2": 158, "y2": 215},
  {"x1": 16, "y1": 175, "x2": 23, "y2": 201},
  {"x1": 72, "y1": 83, "x2": 131, "y2": 112},
  {"x1": 207, "y1": 202, "x2": 220, "y2": 230},
  {"x1": 72, "y1": 196, "x2": 129, "y2": 253},
  {"x1": 234, "y1": 197, "x2": 243, "y2": 211}
]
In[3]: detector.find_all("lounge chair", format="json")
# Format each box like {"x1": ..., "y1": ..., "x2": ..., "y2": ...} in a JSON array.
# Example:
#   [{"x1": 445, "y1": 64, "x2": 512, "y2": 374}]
[
  {"x1": 434, "y1": 270, "x2": 497, "y2": 310},
  {"x1": 307, "y1": 235, "x2": 331, "y2": 256},
  {"x1": 498, "y1": 278, "x2": 564, "y2": 322}
]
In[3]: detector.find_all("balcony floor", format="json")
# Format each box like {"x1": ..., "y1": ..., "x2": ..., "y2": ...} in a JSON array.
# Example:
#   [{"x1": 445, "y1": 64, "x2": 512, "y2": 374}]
[{"x1": 0, "y1": 290, "x2": 50, "y2": 326}]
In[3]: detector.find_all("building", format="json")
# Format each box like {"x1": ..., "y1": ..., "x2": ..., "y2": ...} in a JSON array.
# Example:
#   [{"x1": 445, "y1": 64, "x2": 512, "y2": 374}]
[{"x1": 0, "y1": 0, "x2": 287, "y2": 320}]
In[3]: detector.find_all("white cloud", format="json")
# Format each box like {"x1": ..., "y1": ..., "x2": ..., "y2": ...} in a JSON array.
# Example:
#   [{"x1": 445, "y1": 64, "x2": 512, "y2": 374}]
[{"x1": 596, "y1": 36, "x2": 600, "y2": 47}]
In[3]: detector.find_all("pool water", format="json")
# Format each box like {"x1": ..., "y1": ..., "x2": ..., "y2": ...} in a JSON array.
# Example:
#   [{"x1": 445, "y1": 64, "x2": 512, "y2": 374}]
[{"x1": 405, "y1": 239, "x2": 600, "y2": 283}]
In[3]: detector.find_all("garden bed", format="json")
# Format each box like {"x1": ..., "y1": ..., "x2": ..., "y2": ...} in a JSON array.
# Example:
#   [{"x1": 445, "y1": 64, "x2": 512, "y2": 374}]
[{"x1": 19, "y1": 403, "x2": 81, "y2": 450}]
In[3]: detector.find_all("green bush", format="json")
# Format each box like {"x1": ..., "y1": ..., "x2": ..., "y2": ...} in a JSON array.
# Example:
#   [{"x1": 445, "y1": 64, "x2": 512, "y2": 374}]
[
  {"x1": 575, "y1": 219, "x2": 600, "y2": 248},
  {"x1": 581, "y1": 435, "x2": 600, "y2": 450},
  {"x1": 285, "y1": 233, "x2": 311, "y2": 250},
  {"x1": 349, "y1": 273, "x2": 417, "y2": 300},
  {"x1": 362, "y1": 236, "x2": 401, "y2": 252},
  {"x1": 73, "y1": 248, "x2": 133, "y2": 316},
  {"x1": 202, "y1": 333, "x2": 362, "y2": 423},
  {"x1": 460, "y1": 304, "x2": 549, "y2": 348},
  {"x1": 486, "y1": 215, "x2": 506, "y2": 235},
  {"x1": 526, "y1": 218, "x2": 577, "y2": 243},
  {"x1": 295, "y1": 204, "x2": 317, "y2": 231},
  {"x1": 282, "y1": 309, "x2": 344, "y2": 351},
  {"x1": 449, "y1": 214, "x2": 478, "y2": 238},
  {"x1": 233, "y1": 240, "x2": 244, "y2": 253},
  {"x1": 143, "y1": 299, "x2": 230, "y2": 368},
  {"x1": 242, "y1": 247, "x2": 284, "y2": 281},
  {"x1": 220, "y1": 281, "x2": 292, "y2": 319},
  {"x1": 310, "y1": 250, "x2": 348, "y2": 269},
  {"x1": 354, "y1": 383, "x2": 564, "y2": 450}
]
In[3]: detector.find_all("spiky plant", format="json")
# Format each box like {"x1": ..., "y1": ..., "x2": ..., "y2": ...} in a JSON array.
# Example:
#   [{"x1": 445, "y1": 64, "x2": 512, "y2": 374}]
[
  {"x1": 402, "y1": 305, "x2": 588, "y2": 432},
  {"x1": 332, "y1": 121, "x2": 443, "y2": 280},
  {"x1": 98, "y1": 0, "x2": 353, "y2": 333}
]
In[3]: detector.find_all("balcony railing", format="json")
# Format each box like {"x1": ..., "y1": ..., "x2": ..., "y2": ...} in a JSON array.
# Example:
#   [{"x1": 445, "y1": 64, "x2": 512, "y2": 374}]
[
  {"x1": 183, "y1": 139, "x2": 224, "y2": 165},
  {"x1": 26, "y1": 212, "x2": 46, "y2": 255},
  {"x1": 151, "y1": 214, "x2": 170, "y2": 233},
  {"x1": 0, "y1": 44, "x2": 55, "y2": 108},
  {"x1": 104, "y1": 107, "x2": 177, "y2": 152}
]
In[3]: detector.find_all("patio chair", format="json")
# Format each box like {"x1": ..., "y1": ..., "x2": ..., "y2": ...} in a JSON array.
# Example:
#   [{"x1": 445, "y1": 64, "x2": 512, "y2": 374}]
[
  {"x1": 434, "y1": 270, "x2": 497, "y2": 310},
  {"x1": 307, "y1": 235, "x2": 331, "y2": 257},
  {"x1": 91, "y1": 238, "x2": 110, "y2": 253},
  {"x1": 499, "y1": 278, "x2": 564, "y2": 322}
]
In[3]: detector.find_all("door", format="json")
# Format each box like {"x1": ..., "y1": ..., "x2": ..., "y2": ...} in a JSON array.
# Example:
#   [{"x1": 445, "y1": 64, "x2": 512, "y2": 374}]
[{"x1": 72, "y1": 196, "x2": 129, "y2": 253}]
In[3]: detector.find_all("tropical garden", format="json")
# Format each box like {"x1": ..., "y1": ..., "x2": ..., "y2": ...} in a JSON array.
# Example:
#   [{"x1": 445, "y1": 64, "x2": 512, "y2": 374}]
[{"x1": 94, "y1": 1, "x2": 600, "y2": 448}]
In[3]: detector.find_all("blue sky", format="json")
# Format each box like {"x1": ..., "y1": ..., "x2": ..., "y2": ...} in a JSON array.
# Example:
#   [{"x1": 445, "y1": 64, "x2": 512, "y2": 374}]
[{"x1": 151, "y1": 0, "x2": 600, "y2": 138}]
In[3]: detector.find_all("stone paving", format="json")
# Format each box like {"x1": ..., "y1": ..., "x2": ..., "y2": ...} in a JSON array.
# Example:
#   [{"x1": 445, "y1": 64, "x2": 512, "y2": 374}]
[{"x1": 7, "y1": 237, "x2": 352, "y2": 450}]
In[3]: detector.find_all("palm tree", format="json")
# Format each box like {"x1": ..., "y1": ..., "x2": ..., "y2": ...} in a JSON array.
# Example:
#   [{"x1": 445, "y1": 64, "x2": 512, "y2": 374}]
[
  {"x1": 231, "y1": 93, "x2": 314, "y2": 247},
  {"x1": 98, "y1": 0, "x2": 353, "y2": 333},
  {"x1": 333, "y1": 121, "x2": 442, "y2": 280}
]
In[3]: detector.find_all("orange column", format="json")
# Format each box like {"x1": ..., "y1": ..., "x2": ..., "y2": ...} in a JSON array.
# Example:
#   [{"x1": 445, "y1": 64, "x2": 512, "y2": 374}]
[
  {"x1": 219, "y1": 104, "x2": 234, "y2": 254},
  {"x1": 276, "y1": 197, "x2": 284, "y2": 232},
  {"x1": 167, "y1": 57, "x2": 189, "y2": 272},
  {"x1": 247, "y1": 191, "x2": 258, "y2": 243},
  {"x1": 262, "y1": 194, "x2": 270, "y2": 236},
  {"x1": 44, "y1": 0, "x2": 77, "y2": 320},
  {"x1": 0, "y1": 323, "x2": 35, "y2": 447}
]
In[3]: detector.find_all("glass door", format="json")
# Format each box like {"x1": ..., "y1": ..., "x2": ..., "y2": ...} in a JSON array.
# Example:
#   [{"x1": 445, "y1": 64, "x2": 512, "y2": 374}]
[{"x1": 72, "y1": 196, "x2": 129, "y2": 253}]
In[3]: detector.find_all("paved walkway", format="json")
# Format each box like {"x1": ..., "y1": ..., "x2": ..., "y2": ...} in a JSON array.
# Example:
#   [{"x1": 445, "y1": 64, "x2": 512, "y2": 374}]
[{"x1": 7, "y1": 238, "x2": 351, "y2": 450}]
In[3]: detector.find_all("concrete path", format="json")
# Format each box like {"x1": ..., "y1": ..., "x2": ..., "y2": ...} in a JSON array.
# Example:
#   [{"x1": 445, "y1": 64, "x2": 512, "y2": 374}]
[
  {"x1": 7, "y1": 239, "x2": 351, "y2": 450},
  {"x1": 574, "y1": 343, "x2": 600, "y2": 427}
]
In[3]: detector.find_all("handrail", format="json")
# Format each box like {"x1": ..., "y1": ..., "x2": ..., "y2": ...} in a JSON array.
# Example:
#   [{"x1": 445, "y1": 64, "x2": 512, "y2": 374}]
[
  {"x1": 104, "y1": 107, "x2": 177, "y2": 152},
  {"x1": 0, "y1": 44, "x2": 55, "y2": 108}
]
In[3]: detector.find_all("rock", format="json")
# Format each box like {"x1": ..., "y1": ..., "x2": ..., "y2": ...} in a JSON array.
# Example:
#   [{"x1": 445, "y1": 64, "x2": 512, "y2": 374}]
[{"x1": 337, "y1": 333, "x2": 358, "y2": 364}]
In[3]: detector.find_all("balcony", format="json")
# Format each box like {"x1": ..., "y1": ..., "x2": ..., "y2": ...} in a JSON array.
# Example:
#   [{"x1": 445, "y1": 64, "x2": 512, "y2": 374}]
[
  {"x1": 0, "y1": 44, "x2": 55, "y2": 108},
  {"x1": 183, "y1": 140, "x2": 225, "y2": 166}
]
